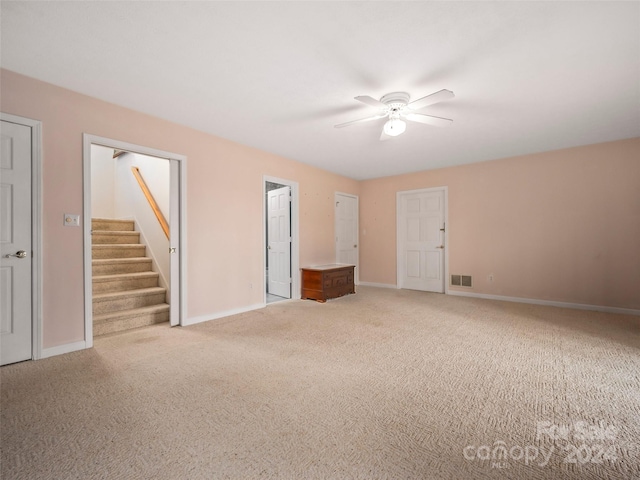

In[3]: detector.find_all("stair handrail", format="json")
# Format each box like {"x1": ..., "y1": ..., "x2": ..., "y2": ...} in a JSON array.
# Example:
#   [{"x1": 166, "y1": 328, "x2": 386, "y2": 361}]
[{"x1": 131, "y1": 166, "x2": 169, "y2": 240}]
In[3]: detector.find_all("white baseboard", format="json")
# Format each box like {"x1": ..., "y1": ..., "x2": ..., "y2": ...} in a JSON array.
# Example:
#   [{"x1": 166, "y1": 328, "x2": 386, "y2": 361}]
[
  {"x1": 183, "y1": 302, "x2": 265, "y2": 326},
  {"x1": 358, "y1": 282, "x2": 397, "y2": 289},
  {"x1": 448, "y1": 290, "x2": 640, "y2": 316},
  {"x1": 41, "y1": 340, "x2": 87, "y2": 359}
]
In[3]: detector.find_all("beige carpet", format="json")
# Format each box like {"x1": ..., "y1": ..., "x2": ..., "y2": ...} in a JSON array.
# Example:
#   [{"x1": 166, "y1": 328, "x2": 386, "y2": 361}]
[{"x1": 2, "y1": 287, "x2": 639, "y2": 479}]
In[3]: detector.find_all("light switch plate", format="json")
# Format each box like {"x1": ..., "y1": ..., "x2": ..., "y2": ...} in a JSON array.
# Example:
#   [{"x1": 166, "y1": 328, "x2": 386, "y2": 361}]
[{"x1": 64, "y1": 214, "x2": 80, "y2": 227}]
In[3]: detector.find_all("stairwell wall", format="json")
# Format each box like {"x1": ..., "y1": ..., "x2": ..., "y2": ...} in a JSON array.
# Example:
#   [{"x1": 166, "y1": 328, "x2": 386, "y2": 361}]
[
  {"x1": 113, "y1": 150, "x2": 171, "y2": 293},
  {"x1": 90, "y1": 144, "x2": 116, "y2": 218}
]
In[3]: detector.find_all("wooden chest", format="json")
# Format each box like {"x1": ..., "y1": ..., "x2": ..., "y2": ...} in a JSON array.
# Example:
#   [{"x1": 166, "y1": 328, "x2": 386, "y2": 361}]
[{"x1": 301, "y1": 264, "x2": 355, "y2": 302}]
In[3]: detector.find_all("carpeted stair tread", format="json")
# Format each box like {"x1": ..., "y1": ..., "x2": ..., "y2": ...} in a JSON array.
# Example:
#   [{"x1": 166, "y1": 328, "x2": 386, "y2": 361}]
[
  {"x1": 92, "y1": 257, "x2": 152, "y2": 265},
  {"x1": 92, "y1": 257, "x2": 152, "y2": 275},
  {"x1": 92, "y1": 244, "x2": 146, "y2": 259},
  {"x1": 91, "y1": 230, "x2": 141, "y2": 244},
  {"x1": 92, "y1": 271, "x2": 161, "y2": 294},
  {"x1": 93, "y1": 304, "x2": 169, "y2": 336},
  {"x1": 93, "y1": 271, "x2": 160, "y2": 283},
  {"x1": 93, "y1": 287, "x2": 166, "y2": 301},
  {"x1": 92, "y1": 287, "x2": 167, "y2": 315},
  {"x1": 91, "y1": 218, "x2": 135, "y2": 231},
  {"x1": 93, "y1": 303, "x2": 170, "y2": 323},
  {"x1": 92, "y1": 243, "x2": 146, "y2": 249}
]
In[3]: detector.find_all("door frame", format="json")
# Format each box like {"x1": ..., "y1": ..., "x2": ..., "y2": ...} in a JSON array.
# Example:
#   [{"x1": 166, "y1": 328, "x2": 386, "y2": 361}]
[
  {"x1": 263, "y1": 175, "x2": 300, "y2": 303},
  {"x1": 266, "y1": 185, "x2": 292, "y2": 299},
  {"x1": 82, "y1": 134, "x2": 187, "y2": 347},
  {"x1": 334, "y1": 192, "x2": 359, "y2": 284},
  {"x1": 1, "y1": 113, "x2": 43, "y2": 360},
  {"x1": 396, "y1": 186, "x2": 449, "y2": 293}
]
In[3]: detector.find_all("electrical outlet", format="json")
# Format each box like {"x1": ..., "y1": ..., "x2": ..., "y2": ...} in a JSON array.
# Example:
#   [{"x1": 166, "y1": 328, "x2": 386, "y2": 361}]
[
  {"x1": 64, "y1": 214, "x2": 80, "y2": 227},
  {"x1": 488, "y1": 274, "x2": 494, "y2": 282}
]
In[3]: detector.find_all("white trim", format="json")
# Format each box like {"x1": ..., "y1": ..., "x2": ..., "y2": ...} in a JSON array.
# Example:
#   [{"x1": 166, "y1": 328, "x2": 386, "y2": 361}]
[
  {"x1": 82, "y1": 138, "x2": 92, "y2": 347},
  {"x1": 266, "y1": 298, "x2": 297, "y2": 305},
  {"x1": 1, "y1": 113, "x2": 43, "y2": 360},
  {"x1": 183, "y1": 303, "x2": 265, "y2": 327},
  {"x1": 448, "y1": 290, "x2": 640, "y2": 316},
  {"x1": 334, "y1": 192, "x2": 359, "y2": 284},
  {"x1": 396, "y1": 186, "x2": 449, "y2": 294},
  {"x1": 41, "y1": 341, "x2": 86, "y2": 359},
  {"x1": 358, "y1": 282, "x2": 397, "y2": 289},
  {"x1": 83, "y1": 134, "x2": 188, "y2": 347},
  {"x1": 263, "y1": 175, "x2": 300, "y2": 303}
]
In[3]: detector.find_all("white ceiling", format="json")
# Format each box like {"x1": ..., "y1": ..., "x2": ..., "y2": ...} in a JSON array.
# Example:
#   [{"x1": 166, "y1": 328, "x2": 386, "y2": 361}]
[{"x1": 1, "y1": 1, "x2": 639, "y2": 180}]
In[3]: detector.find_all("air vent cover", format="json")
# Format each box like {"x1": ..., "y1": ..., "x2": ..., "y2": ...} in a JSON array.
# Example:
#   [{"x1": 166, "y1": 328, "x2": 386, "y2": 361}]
[{"x1": 451, "y1": 274, "x2": 472, "y2": 287}]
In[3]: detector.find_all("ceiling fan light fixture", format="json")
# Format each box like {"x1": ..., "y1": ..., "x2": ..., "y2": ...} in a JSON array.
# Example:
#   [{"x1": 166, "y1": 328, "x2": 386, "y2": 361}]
[
  {"x1": 334, "y1": 89, "x2": 454, "y2": 140},
  {"x1": 383, "y1": 118, "x2": 406, "y2": 137}
]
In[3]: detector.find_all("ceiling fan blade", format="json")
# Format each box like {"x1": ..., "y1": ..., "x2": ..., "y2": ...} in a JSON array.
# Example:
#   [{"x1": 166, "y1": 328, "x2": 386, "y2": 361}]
[
  {"x1": 354, "y1": 95, "x2": 386, "y2": 109},
  {"x1": 406, "y1": 89, "x2": 455, "y2": 110},
  {"x1": 379, "y1": 129, "x2": 392, "y2": 141},
  {"x1": 334, "y1": 113, "x2": 387, "y2": 128},
  {"x1": 404, "y1": 113, "x2": 453, "y2": 127}
]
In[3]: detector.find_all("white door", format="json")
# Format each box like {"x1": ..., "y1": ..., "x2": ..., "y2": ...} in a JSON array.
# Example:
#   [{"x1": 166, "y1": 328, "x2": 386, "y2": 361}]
[
  {"x1": 267, "y1": 186, "x2": 291, "y2": 298},
  {"x1": 335, "y1": 193, "x2": 359, "y2": 281},
  {"x1": 397, "y1": 188, "x2": 446, "y2": 293},
  {"x1": 1, "y1": 120, "x2": 32, "y2": 365},
  {"x1": 169, "y1": 159, "x2": 180, "y2": 326}
]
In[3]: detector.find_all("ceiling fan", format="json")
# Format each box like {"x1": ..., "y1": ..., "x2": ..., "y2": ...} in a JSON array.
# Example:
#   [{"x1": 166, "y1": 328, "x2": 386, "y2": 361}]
[{"x1": 334, "y1": 89, "x2": 455, "y2": 140}]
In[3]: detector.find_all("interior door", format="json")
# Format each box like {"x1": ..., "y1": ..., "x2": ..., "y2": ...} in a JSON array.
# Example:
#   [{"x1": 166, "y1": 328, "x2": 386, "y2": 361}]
[
  {"x1": 169, "y1": 159, "x2": 180, "y2": 326},
  {"x1": 398, "y1": 188, "x2": 445, "y2": 293},
  {"x1": 335, "y1": 193, "x2": 359, "y2": 281},
  {"x1": 1, "y1": 120, "x2": 32, "y2": 365},
  {"x1": 267, "y1": 186, "x2": 291, "y2": 298}
]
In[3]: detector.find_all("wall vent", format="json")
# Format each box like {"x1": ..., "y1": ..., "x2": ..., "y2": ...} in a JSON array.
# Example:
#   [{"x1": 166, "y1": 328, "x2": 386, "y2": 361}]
[{"x1": 451, "y1": 274, "x2": 473, "y2": 287}]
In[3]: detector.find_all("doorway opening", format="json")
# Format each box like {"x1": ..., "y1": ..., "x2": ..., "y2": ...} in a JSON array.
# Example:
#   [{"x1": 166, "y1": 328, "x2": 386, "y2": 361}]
[
  {"x1": 83, "y1": 135, "x2": 186, "y2": 347},
  {"x1": 263, "y1": 176, "x2": 300, "y2": 305}
]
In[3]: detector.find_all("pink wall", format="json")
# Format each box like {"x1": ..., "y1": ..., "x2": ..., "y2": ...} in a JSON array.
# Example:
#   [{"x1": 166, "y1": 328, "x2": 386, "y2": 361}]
[
  {"x1": 360, "y1": 138, "x2": 640, "y2": 309},
  {"x1": 2, "y1": 68, "x2": 637, "y2": 351},
  {"x1": 0, "y1": 69, "x2": 359, "y2": 348}
]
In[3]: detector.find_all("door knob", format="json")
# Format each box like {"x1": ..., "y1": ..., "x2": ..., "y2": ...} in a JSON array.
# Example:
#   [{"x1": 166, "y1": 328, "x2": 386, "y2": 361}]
[
  {"x1": 353, "y1": 244, "x2": 357, "y2": 248},
  {"x1": 5, "y1": 250, "x2": 27, "y2": 258},
  {"x1": 436, "y1": 245, "x2": 444, "y2": 249}
]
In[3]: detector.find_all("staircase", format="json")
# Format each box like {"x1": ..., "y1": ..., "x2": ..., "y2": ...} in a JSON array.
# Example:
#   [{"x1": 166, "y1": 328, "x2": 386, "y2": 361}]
[{"x1": 92, "y1": 218, "x2": 170, "y2": 336}]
